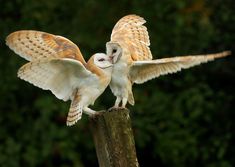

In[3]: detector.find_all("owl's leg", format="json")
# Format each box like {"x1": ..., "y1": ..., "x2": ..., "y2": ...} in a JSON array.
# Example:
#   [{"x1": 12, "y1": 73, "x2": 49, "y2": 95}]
[
  {"x1": 107, "y1": 97, "x2": 121, "y2": 111},
  {"x1": 114, "y1": 96, "x2": 121, "y2": 108},
  {"x1": 83, "y1": 107, "x2": 97, "y2": 116},
  {"x1": 121, "y1": 97, "x2": 128, "y2": 108}
]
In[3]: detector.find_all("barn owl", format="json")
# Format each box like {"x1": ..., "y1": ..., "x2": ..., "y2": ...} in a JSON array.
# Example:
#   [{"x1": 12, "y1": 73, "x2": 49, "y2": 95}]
[
  {"x1": 106, "y1": 14, "x2": 231, "y2": 108},
  {"x1": 6, "y1": 30, "x2": 113, "y2": 126}
]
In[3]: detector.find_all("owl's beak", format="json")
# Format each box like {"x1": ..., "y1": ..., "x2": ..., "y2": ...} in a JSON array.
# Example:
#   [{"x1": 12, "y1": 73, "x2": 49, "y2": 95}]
[
  {"x1": 109, "y1": 55, "x2": 115, "y2": 64},
  {"x1": 105, "y1": 57, "x2": 113, "y2": 67},
  {"x1": 108, "y1": 53, "x2": 120, "y2": 64},
  {"x1": 105, "y1": 60, "x2": 113, "y2": 68}
]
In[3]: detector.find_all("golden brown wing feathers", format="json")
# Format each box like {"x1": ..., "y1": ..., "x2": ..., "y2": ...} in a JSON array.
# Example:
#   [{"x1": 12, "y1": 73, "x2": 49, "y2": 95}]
[
  {"x1": 6, "y1": 30, "x2": 86, "y2": 65},
  {"x1": 111, "y1": 14, "x2": 152, "y2": 61}
]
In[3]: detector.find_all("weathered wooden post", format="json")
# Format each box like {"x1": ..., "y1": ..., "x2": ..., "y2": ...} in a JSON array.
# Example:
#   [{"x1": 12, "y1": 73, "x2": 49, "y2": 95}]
[{"x1": 90, "y1": 108, "x2": 139, "y2": 167}]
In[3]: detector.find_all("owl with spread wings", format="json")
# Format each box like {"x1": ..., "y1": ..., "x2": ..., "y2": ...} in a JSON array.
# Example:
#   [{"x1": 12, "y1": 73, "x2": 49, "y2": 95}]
[
  {"x1": 106, "y1": 14, "x2": 231, "y2": 108},
  {"x1": 6, "y1": 30, "x2": 113, "y2": 126}
]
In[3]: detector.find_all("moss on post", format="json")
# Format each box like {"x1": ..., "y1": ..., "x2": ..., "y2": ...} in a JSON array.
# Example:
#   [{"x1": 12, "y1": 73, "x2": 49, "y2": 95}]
[{"x1": 90, "y1": 108, "x2": 139, "y2": 167}]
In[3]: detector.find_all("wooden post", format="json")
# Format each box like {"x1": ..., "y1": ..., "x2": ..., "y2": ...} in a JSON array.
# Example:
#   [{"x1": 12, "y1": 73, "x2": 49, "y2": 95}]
[{"x1": 90, "y1": 108, "x2": 139, "y2": 167}]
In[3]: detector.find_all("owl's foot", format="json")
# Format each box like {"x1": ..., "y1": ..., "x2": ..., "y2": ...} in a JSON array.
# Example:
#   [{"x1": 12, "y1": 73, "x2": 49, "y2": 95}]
[
  {"x1": 110, "y1": 97, "x2": 127, "y2": 111},
  {"x1": 108, "y1": 106, "x2": 126, "y2": 112}
]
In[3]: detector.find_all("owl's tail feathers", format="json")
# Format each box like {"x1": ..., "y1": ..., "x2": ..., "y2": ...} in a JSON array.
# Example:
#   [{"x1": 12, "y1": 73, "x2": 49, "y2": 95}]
[{"x1": 66, "y1": 99, "x2": 83, "y2": 126}]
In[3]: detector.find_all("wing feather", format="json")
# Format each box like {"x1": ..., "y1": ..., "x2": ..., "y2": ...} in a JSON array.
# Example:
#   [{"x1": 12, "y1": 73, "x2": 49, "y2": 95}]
[
  {"x1": 6, "y1": 30, "x2": 86, "y2": 64},
  {"x1": 111, "y1": 14, "x2": 152, "y2": 61},
  {"x1": 130, "y1": 51, "x2": 231, "y2": 84},
  {"x1": 18, "y1": 58, "x2": 98, "y2": 101}
]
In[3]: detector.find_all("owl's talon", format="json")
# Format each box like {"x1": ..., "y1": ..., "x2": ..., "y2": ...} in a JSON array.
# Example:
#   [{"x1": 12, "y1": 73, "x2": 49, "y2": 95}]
[
  {"x1": 108, "y1": 107, "x2": 118, "y2": 112},
  {"x1": 108, "y1": 106, "x2": 126, "y2": 112}
]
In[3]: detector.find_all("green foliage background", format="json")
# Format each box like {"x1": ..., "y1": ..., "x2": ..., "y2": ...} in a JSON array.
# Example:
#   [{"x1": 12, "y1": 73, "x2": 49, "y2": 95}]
[{"x1": 0, "y1": 0, "x2": 234, "y2": 166}]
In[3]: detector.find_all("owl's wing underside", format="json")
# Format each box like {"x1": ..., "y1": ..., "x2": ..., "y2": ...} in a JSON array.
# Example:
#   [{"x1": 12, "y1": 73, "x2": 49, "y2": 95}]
[
  {"x1": 130, "y1": 51, "x2": 231, "y2": 84},
  {"x1": 110, "y1": 14, "x2": 152, "y2": 61},
  {"x1": 18, "y1": 58, "x2": 98, "y2": 101},
  {"x1": 6, "y1": 30, "x2": 86, "y2": 64}
]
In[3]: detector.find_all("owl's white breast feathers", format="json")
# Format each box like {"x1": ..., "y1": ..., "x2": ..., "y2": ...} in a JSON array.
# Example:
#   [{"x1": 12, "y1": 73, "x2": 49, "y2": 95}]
[
  {"x1": 18, "y1": 58, "x2": 98, "y2": 101},
  {"x1": 130, "y1": 51, "x2": 231, "y2": 84}
]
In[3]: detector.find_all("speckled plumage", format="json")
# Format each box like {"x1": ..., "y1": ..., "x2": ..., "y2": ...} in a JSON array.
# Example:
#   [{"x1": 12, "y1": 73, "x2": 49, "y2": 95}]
[
  {"x1": 106, "y1": 14, "x2": 231, "y2": 108},
  {"x1": 6, "y1": 30, "x2": 113, "y2": 126},
  {"x1": 6, "y1": 30, "x2": 86, "y2": 64}
]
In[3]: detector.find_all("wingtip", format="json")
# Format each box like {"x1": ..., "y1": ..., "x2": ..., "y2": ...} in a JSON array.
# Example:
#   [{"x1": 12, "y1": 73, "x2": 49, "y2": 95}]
[
  {"x1": 5, "y1": 31, "x2": 19, "y2": 48},
  {"x1": 212, "y1": 50, "x2": 232, "y2": 59},
  {"x1": 5, "y1": 33, "x2": 12, "y2": 46},
  {"x1": 223, "y1": 50, "x2": 232, "y2": 56},
  {"x1": 5, "y1": 31, "x2": 18, "y2": 43}
]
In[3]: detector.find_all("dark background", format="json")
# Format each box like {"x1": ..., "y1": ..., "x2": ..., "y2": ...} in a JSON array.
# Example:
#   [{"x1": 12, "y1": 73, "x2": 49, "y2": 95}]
[{"x1": 0, "y1": 0, "x2": 234, "y2": 166}]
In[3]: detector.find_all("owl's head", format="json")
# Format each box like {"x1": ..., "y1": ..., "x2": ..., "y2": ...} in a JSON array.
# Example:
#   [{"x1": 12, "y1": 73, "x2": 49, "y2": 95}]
[
  {"x1": 106, "y1": 42, "x2": 122, "y2": 64},
  {"x1": 93, "y1": 53, "x2": 113, "y2": 69}
]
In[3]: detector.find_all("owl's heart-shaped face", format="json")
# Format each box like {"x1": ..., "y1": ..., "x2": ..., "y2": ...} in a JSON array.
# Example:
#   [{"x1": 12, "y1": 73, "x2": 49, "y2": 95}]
[
  {"x1": 94, "y1": 53, "x2": 113, "y2": 69},
  {"x1": 106, "y1": 42, "x2": 122, "y2": 64}
]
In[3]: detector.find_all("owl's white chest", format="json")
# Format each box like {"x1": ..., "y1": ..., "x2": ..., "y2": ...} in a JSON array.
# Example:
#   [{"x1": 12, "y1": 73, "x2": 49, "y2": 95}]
[
  {"x1": 79, "y1": 82, "x2": 104, "y2": 106},
  {"x1": 110, "y1": 61, "x2": 130, "y2": 98}
]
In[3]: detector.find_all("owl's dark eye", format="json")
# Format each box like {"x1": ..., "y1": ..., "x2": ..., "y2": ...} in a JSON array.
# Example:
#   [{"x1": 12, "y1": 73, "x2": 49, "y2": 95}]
[
  {"x1": 98, "y1": 58, "x2": 105, "y2": 61},
  {"x1": 112, "y1": 49, "x2": 117, "y2": 53}
]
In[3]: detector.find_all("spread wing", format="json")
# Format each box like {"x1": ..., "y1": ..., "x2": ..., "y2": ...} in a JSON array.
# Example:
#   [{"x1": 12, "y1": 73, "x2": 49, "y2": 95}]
[
  {"x1": 17, "y1": 58, "x2": 98, "y2": 101},
  {"x1": 6, "y1": 30, "x2": 86, "y2": 65},
  {"x1": 130, "y1": 51, "x2": 231, "y2": 84},
  {"x1": 110, "y1": 14, "x2": 152, "y2": 61}
]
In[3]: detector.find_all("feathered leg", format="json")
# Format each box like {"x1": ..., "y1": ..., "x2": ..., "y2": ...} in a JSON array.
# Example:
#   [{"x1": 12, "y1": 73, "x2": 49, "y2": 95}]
[
  {"x1": 114, "y1": 96, "x2": 121, "y2": 108},
  {"x1": 121, "y1": 97, "x2": 128, "y2": 108}
]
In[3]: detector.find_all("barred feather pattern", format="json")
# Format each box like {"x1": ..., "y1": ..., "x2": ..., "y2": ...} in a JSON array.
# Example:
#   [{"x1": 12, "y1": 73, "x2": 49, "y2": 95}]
[
  {"x1": 67, "y1": 92, "x2": 83, "y2": 126},
  {"x1": 111, "y1": 14, "x2": 152, "y2": 61}
]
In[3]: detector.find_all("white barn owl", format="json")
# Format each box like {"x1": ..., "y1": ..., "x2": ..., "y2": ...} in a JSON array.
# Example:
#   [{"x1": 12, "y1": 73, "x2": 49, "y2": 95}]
[
  {"x1": 106, "y1": 14, "x2": 231, "y2": 108},
  {"x1": 6, "y1": 30, "x2": 113, "y2": 126}
]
